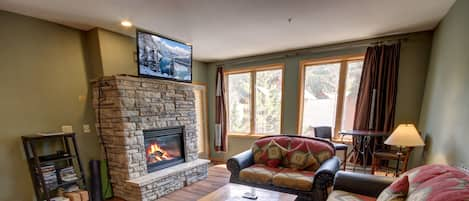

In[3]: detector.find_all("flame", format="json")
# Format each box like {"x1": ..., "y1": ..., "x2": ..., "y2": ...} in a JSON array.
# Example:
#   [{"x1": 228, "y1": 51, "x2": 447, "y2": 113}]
[{"x1": 146, "y1": 143, "x2": 171, "y2": 163}]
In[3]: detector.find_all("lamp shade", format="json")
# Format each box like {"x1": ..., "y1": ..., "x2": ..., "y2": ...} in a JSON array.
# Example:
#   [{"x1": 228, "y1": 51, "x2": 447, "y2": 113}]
[{"x1": 384, "y1": 124, "x2": 425, "y2": 147}]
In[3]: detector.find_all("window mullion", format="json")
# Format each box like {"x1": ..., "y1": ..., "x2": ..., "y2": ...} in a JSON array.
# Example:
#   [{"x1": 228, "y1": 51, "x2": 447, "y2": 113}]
[
  {"x1": 335, "y1": 61, "x2": 347, "y2": 138},
  {"x1": 251, "y1": 71, "x2": 256, "y2": 135}
]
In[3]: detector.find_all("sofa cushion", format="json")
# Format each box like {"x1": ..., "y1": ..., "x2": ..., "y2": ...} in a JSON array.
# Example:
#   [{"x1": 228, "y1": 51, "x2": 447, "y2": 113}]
[
  {"x1": 327, "y1": 190, "x2": 376, "y2": 201},
  {"x1": 402, "y1": 164, "x2": 469, "y2": 201},
  {"x1": 376, "y1": 175, "x2": 409, "y2": 201},
  {"x1": 239, "y1": 164, "x2": 281, "y2": 184},
  {"x1": 284, "y1": 142, "x2": 320, "y2": 171},
  {"x1": 272, "y1": 168, "x2": 315, "y2": 191}
]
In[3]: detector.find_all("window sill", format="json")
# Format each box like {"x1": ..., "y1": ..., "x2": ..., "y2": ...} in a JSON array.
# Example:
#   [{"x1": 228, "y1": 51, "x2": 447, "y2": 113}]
[{"x1": 228, "y1": 133, "x2": 274, "y2": 139}]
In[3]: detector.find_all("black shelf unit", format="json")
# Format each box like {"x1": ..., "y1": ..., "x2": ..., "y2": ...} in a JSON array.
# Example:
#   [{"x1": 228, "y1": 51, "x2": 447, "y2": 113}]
[{"x1": 22, "y1": 133, "x2": 87, "y2": 201}]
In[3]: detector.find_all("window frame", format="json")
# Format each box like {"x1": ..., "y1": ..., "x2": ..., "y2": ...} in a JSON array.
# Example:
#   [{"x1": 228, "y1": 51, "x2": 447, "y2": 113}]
[
  {"x1": 224, "y1": 63, "x2": 285, "y2": 136},
  {"x1": 297, "y1": 54, "x2": 365, "y2": 139}
]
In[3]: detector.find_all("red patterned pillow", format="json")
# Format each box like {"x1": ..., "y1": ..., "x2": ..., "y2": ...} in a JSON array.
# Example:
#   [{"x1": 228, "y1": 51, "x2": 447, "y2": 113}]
[
  {"x1": 284, "y1": 142, "x2": 320, "y2": 171},
  {"x1": 252, "y1": 138, "x2": 273, "y2": 164},
  {"x1": 258, "y1": 140, "x2": 287, "y2": 168},
  {"x1": 403, "y1": 164, "x2": 469, "y2": 201},
  {"x1": 377, "y1": 175, "x2": 409, "y2": 201},
  {"x1": 252, "y1": 137, "x2": 290, "y2": 164}
]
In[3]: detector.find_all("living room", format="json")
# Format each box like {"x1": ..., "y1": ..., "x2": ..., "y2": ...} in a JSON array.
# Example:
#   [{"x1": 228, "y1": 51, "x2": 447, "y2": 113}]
[{"x1": 1, "y1": 0, "x2": 468, "y2": 201}]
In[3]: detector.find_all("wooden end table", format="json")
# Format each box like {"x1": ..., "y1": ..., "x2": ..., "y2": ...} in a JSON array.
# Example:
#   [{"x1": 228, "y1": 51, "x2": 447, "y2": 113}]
[{"x1": 197, "y1": 183, "x2": 297, "y2": 201}]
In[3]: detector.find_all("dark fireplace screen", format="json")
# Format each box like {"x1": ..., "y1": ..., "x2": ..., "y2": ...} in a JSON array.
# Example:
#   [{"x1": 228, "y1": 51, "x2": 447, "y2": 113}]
[{"x1": 144, "y1": 126, "x2": 185, "y2": 173}]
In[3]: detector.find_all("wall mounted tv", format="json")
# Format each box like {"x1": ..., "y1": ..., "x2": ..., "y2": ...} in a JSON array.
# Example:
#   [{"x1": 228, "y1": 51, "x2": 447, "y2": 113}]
[{"x1": 137, "y1": 30, "x2": 192, "y2": 83}]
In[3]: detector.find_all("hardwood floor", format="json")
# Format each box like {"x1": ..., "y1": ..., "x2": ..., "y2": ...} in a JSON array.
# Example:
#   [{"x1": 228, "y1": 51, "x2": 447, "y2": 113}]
[{"x1": 107, "y1": 164, "x2": 230, "y2": 201}]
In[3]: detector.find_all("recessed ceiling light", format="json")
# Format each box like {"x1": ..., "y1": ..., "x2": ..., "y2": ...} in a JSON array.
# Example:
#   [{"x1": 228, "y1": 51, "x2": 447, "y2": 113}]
[{"x1": 121, "y1": 20, "x2": 132, "y2": 27}]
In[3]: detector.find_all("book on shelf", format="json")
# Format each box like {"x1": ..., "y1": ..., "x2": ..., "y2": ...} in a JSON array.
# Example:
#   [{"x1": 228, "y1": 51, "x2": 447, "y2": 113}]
[
  {"x1": 59, "y1": 166, "x2": 78, "y2": 182},
  {"x1": 39, "y1": 164, "x2": 58, "y2": 189}
]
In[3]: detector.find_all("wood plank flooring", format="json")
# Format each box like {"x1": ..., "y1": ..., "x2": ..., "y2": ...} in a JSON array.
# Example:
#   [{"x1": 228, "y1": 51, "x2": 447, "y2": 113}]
[{"x1": 107, "y1": 164, "x2": 230, "y2": 201}]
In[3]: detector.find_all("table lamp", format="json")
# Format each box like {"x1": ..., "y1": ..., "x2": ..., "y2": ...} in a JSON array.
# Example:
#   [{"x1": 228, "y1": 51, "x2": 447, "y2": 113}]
[{"x1": 384, "y1": 123, "x2": 425, "y2": 176}]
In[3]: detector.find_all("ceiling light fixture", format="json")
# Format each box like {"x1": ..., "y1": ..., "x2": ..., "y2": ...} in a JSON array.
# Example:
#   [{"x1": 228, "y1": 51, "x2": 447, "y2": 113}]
[{"x1": 121, "y1": 20, "x2": 133, "y2": 27}]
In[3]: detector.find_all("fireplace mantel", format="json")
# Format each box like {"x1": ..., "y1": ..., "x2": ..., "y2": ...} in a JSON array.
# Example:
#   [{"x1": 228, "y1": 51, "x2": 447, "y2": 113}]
[{"x1": 92, "y1": 75, "x2": 209, "y2": 201}]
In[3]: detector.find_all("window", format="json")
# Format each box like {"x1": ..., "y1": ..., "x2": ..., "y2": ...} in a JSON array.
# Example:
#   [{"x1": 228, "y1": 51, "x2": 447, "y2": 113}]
[
  {"x1": 298, "y1": 55, "x2": 364, "y2": 138},
  {"x1": 226, "y1": 64, "x2": 284, "y2": 135}
]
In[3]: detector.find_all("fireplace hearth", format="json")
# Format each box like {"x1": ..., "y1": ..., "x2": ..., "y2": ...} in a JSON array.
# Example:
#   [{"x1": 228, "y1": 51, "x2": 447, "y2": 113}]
[{"x1": 144, "y1": 126, "x2": 185, "y2": 173}]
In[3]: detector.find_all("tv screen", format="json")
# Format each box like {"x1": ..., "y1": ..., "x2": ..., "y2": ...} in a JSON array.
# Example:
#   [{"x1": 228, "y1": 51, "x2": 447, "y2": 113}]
[{"x1": 137, "y1": 30, "x2": 192, "y2": 82}]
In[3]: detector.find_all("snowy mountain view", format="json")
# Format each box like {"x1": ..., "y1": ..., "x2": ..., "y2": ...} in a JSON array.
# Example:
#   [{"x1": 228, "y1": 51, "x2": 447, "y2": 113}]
[{"x1": 138, "y1": 31, "x2": 192, "y2": 81}]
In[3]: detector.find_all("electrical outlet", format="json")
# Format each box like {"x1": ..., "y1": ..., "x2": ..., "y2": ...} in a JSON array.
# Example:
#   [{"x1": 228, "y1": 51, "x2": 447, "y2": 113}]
[
  {"x1": 62, "y1": 125, "x2": 73, "y2": 133},
  {"x1": 83, "y1": 124, "x2": 91, "y2": 133}
]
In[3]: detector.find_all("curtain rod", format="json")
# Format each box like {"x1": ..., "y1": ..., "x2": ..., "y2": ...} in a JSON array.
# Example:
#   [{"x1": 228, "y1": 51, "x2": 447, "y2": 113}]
[{"x1": 216, "y1": 34, "x2": 409, "y2": 66}]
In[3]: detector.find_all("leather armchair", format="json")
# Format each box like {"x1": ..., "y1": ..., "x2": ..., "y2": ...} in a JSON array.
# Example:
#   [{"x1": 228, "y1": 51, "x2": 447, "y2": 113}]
[{"x1": 333, "y1": 171, "x2": 394, "y2": 197}]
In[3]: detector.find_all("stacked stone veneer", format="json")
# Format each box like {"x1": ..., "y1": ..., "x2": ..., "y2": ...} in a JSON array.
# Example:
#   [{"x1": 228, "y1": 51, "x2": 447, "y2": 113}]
[{"x1": 92, "y1": 76, "x2": 209, "y2": 201}]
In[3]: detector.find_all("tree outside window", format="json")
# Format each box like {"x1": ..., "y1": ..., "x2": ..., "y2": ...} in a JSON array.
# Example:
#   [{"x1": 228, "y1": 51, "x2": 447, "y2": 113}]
[{"x1": 226, "y1": 65, "x2": 284, "y2": 135}]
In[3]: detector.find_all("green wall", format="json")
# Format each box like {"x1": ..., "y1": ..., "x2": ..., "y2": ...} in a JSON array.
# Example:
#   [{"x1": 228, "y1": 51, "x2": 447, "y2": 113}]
[
  {"x1": 418, "y1": 0, "x2": 469, "y2": 166},
  {"x1": 0, "y1": 12, "x2": 208, "y2": 200},
  {"x1": 0, "y1": 11, "x2": 101, "y2": 201},
  {"x1": 207, "y1": 32, "x2": 433, "y2": 160},
  {"x1": 98, "y1": 29, "x2": 137, "y2": 76}
]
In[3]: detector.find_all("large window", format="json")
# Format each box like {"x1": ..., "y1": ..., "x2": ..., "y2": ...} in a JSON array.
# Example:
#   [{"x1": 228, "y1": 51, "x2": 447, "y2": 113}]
[
  {"x1": 298, "y1": 56, "x2": 364, "y2": 138},
  {"x1": 226, "y1": 64, "x2": 284, "y2": 135}
]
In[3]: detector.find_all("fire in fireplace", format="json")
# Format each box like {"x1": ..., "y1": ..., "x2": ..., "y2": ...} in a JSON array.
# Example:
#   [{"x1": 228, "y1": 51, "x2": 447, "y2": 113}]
[
  {"x1": 144, "y1": 126, "x2": 185, "y2": 173},
  {"x1": 146, "y1": 143, "x2": 171, "y2": 163}
]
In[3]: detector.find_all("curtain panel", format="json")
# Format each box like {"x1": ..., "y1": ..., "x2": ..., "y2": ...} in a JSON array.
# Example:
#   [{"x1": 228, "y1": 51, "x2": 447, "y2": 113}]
[
  {"x1": 353, "y1": 43, "x2": 401, "y2": 132},
  {"x1": 215, "y1": 66, "x2": 227, "y2": 152}
]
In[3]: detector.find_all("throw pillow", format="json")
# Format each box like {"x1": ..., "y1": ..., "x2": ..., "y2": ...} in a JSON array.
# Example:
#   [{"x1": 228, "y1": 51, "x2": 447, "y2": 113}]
[
  {"x1": 285, "y1": 142, "x2": 320, "y2": 170},
  {"x1": 403, "y1": 164, "x2": 469, "y2": 201},
  {"x1": 314, "y1": 150, "x2": 333, "y2": 164},
  {"x1": 252, "y1": 144, "x2": 265, "y2": 164},
  {"x1": 259, "y1": 140, "x2": 287, "y2": 168},
  {"x1": 377, "y1": 175, "x2": 410, "y2": 201},
  {"x1": 251, "y1": 138, "x2": 272, "y2": 164}
]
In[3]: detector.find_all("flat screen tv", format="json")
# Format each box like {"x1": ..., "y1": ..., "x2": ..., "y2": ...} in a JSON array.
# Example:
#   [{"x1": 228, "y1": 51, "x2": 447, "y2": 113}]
[{"x1": 137, "y1": 30, "x2": 192, "y2": 82}]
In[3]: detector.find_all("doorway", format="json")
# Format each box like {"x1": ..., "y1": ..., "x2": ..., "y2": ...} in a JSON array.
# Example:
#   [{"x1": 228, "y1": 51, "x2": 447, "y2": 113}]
[{"x1": 193, "y1": 83, "x2": 209, "y2": 159}]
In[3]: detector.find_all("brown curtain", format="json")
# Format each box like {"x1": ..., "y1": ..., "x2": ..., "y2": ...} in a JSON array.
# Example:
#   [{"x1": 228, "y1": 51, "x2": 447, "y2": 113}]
[
  {"x1": 354, "y1": 43, "x2": 400, "y2": 132},
  {"x1": 215, "y1": 66, "x2": 227, "y2": 152}
]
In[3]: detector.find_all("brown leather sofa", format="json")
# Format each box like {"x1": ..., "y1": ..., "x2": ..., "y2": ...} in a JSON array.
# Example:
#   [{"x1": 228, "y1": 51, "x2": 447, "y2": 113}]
[{"x1": 227, "y1": 135, "x2": 341, "y2": 201}]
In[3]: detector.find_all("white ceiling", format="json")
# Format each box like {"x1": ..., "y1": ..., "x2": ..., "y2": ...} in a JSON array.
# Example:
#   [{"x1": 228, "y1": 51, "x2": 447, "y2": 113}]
[{"x1": 0, "y1": 0, "x2": 456, "y2": 62}]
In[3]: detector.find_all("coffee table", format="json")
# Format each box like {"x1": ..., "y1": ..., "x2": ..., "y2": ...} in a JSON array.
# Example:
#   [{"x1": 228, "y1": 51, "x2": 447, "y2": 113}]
[{"x1": 198, "y1": 183, "x2": 297, "y2": 201}]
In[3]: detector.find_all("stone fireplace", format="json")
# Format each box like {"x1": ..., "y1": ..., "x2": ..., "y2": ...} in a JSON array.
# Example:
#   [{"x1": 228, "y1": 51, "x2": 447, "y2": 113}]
[{"x1": 92, "y1": 75, "x2": 209, "y2": 201}]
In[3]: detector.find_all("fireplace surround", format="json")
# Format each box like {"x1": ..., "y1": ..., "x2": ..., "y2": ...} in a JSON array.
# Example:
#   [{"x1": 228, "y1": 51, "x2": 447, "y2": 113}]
[{"x1": 92, "y1": 75, "x2": 209, "y2": 201}]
